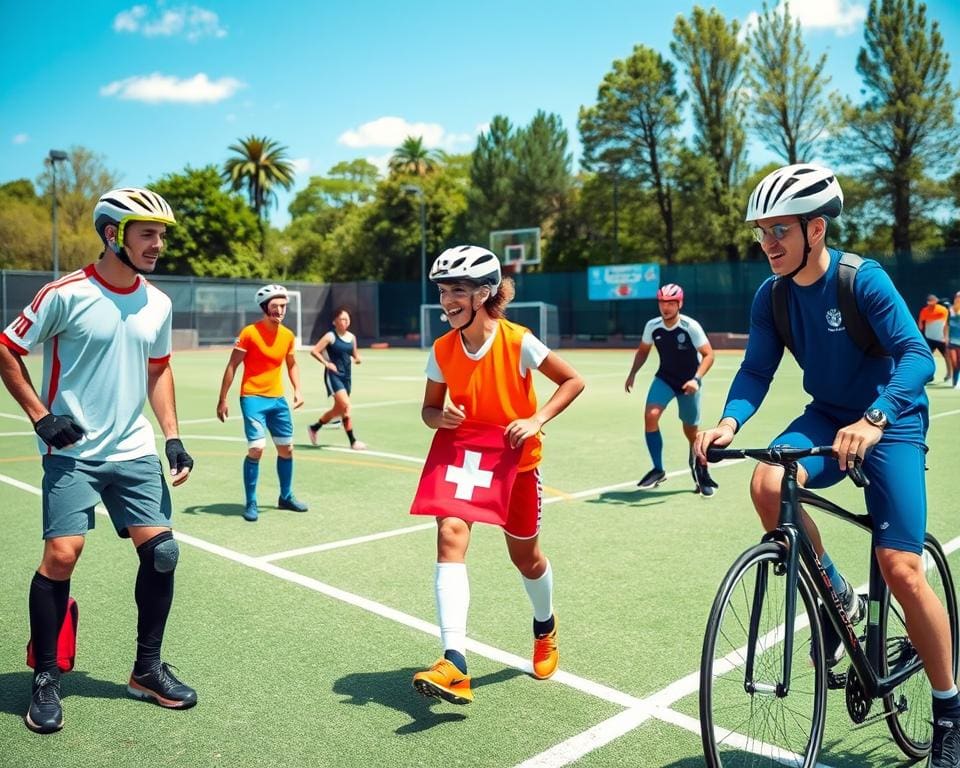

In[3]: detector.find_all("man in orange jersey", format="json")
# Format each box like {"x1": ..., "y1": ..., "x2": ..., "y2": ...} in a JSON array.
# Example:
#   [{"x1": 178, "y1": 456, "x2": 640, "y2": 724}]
[
  {"x1": 216, "y1": 284, "x2": 308, "y2": 521},
  {"x1": 918, "y1": 294, "x2": 951, "y2": 383},
  {"x1": 411, "y1": 245, "x2": 584, "y2": 705}
]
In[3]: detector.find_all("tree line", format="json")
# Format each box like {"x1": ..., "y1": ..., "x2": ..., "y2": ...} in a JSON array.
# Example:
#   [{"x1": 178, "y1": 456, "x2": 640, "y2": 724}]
[{"x1": 1, "y1": 0, "x2": 957, "y2": 279}]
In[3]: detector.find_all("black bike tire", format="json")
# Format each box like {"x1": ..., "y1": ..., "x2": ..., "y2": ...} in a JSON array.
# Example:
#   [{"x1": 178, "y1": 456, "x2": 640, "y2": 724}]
[
  {"x1": 700, "y1": 541, "x2": 828, "y2": 767},
  {"x1": 882, "y1": 534, "x2": 960, "y2": 758}
]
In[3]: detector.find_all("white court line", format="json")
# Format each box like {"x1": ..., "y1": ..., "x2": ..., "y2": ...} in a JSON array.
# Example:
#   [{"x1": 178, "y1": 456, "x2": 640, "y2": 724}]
[
  {"x1": 0, "y1": 431, "x2": 35, "y2": 438},
  {"x1": 259, "y1": 523, "x2": 437, "y2": 562},
  {"x1": 0, "y1": 411, "x2": 30, "y2": 422},
  {"x1": 178, "y1": 400, "x2": 424, "y2": 425}
]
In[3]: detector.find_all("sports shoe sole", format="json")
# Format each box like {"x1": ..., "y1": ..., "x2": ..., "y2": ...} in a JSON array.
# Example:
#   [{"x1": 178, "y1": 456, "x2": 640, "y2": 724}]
[
  {"x1": 127, "y1": 679, "x2": 197, "y2": 709},
  {"x1": 638, "y1": 475, "x2": 666, "y2": 489},
  {"x1": 24, "y1": 712, "x2": 63, "y2": 734},
  {"x1": 412, "y1": 677, "x2": 472, "y2": 705}
]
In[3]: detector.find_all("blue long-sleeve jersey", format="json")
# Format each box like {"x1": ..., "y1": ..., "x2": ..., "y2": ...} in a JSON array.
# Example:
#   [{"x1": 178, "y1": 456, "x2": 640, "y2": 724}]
[{"x1": 723, "y1": 249, "x2": 934, "y2": 441}]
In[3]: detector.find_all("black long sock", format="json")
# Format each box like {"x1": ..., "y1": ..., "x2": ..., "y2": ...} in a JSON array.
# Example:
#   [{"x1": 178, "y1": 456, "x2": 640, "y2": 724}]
[
  {"x1": 134, "y1": 532, "x2": 175, "y2": 673},
  {"x1": 29, "y1": 572, "x2": 70, "y2": 674}
]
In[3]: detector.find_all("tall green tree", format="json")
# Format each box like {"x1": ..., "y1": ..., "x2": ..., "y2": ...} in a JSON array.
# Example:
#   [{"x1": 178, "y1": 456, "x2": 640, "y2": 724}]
[
  {"x1": 466, "y1": 116, "x2": 516, "y2": 239},
  {"x1": 579, "y1": 45, "x2": 685, "y2": 262},
  {"x1": 223, "y1": 135, "x2": 296, "y2": 256},
  {"x1": 389, "y1": 136, "x2": 444, "y2": 177},
  {"x1": 834, "y1": 0, "x2": 959, "y2": 258},
  {"x1": 672, "y1": 7, "x2": 749, "y2": 261},
  {"x1": 289, "y1": 159, "x2": 379, "y2": 218},
  {"x1": 747, "y1": 1, "x2": 831, "y2": 163}
]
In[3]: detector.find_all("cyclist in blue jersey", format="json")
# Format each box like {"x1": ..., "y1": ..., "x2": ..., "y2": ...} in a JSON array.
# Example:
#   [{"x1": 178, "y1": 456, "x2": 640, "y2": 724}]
[
  {"x1": 307, "y1": 307, "x2": 366, "y2": 450},
  {"x1": 694, "y1": 163, "x2": 959, "y2": 767},
  {"x1": 625, "y1": 284, "x2": 718, "y2": 496},
  {"x1": 949, "y1": 292, "x2": 960, "y2": 389}
]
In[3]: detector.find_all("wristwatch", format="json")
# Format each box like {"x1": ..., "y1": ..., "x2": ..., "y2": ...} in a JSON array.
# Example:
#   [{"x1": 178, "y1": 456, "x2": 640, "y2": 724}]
[{"x1": 864, "y1": 408, "x2": 889, "y2": 429}]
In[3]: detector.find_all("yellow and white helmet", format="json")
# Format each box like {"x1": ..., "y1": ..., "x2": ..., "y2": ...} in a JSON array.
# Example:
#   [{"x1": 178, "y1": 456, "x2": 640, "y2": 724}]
[{"x1": 93, "y1": 187, "x2": 176, "y2": 245}]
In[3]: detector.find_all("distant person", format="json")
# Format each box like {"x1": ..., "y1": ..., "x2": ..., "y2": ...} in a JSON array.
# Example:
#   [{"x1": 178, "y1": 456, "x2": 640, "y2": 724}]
[
  {"x1": 918, "y1": 294, "x2": 951, "y2": 383},
  {"x1": 216, "y1": 284, "x2": 308, "y2": 522},
  {"x1": 949, "y1": 292, "x2": 960, "y2": 389},
  {"x1": 625, "y1": 283, "x2": 718, "y2": 496},
  {"x1": 307, "y1": 307, "x2": 366, "y2": 450},
  {"x1": 0, "y1": 187, "x2": 196, "y2": 734}
]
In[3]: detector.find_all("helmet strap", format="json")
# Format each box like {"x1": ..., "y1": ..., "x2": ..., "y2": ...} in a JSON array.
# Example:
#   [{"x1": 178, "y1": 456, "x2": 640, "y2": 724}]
[{"x1": 783, "y1": 217, "x2": 811, "y2": 280}]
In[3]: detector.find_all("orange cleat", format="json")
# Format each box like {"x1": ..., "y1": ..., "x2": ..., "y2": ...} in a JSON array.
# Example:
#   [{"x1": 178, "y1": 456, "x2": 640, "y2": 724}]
[
  {"x1": 532, "y1": 618, "x2": 559, "y2": 680},
  {"x1": 412, "y1": 658, "x2": 472, "y2": 705}
]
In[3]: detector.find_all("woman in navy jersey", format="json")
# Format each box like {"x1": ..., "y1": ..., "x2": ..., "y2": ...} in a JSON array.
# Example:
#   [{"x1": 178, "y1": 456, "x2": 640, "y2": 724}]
[{"x1": 307, "y1": 307, "x2": 366, "y2": 450}]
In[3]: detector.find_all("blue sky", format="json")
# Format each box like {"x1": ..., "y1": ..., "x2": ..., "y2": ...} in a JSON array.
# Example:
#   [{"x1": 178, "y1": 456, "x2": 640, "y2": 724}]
[{"x1": 2, "y1": 0, "x2": 959, "y2": 227}]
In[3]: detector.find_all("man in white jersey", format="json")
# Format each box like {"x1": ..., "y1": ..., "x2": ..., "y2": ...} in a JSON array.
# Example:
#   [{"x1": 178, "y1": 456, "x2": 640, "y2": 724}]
[{"x1": 0, "y1": 188, "x2": 197, "y2": 735}]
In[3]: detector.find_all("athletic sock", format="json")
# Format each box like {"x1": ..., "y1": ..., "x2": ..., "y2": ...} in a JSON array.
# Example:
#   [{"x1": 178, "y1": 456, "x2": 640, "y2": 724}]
[
  {"x1": 277, "y1": 455, "x2": 293, "y2": 499},
  {"x1": 243, "y1": 457, "x2": 259, "y2": 505},
  {"x1": 645, "y1": 430, "x2": 664, "y2": 471},
  {"x1": 134, "y1": 532, "x2": 175, "y2": 672},
  {"x1": 820, "y1": 551, "x2": 848, "y2": 597},
  {"x1": 435, "y1": 562, "x2": 469, "y2": 664},
  {"x1": 346, "y1": 430, "x2": 356, "y2": 446},
  {"x1": 29, "y1": 572, "x2": 70, "y2": 674},
  {"x1": 522, "y1": 560, "x2": 554, "y2": 632},
  {"x1": 933, "y1": 688, "x2": 960, "y2": 719}
]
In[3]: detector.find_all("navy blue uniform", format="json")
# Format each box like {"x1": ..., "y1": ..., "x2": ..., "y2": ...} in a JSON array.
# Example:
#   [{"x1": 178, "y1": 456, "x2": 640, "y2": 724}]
[{"x1": 323, "y1": 330, "x2": 355, "y2": 396}]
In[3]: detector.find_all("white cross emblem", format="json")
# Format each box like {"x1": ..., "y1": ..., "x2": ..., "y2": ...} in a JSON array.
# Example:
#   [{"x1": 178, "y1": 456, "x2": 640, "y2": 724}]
[{"x1": 445, "y1": 450, "x2": 494, "y2": 500}]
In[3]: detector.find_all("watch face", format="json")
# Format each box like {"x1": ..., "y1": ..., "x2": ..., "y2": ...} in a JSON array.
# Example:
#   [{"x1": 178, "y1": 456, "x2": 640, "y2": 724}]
[{"x1": 867, "y1": 409, "x2": 885, "y2": 425}]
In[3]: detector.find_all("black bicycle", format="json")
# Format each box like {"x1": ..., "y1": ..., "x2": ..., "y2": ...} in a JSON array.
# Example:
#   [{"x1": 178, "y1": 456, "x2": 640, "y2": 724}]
[{"x1": 699, "y1": 445, "x2": 958, "y2": 767}]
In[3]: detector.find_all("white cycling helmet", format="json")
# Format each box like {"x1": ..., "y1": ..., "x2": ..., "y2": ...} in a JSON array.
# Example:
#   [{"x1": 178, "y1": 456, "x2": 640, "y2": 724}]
[
  {"x1": 255, "y1": 284, "x2": 288, "y2": 308},
  {"x1": 429, "y1": 245, "x2": 501, "y2": 295},
  {"x1": 745, "y1": 163, "x2": 843, "y2": 223},
  {"x1": 93, "y1": 187, "x2": 176, "y2": 245}
]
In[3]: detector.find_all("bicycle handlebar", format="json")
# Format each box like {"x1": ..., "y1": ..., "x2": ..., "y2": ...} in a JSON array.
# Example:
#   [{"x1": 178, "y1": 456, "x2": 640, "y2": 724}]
[{"x1": 706, "y1": 445, "x2": 870, "y2": 488}]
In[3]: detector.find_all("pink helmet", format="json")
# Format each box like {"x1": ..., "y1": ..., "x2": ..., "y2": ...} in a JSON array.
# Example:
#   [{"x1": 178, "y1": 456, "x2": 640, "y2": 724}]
[{"x1": 657, "y1": 283, "x2": 683, "y2": 303}]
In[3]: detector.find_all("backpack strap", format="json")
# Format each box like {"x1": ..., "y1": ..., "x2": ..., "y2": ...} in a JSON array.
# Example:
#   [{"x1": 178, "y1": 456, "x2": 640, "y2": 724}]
[
  {"x1": 770, "y1": 276, "x2": 795, "y2": 356},
  {"x1": 836, "y1": 253, "x2": 888, "y2": 358}
]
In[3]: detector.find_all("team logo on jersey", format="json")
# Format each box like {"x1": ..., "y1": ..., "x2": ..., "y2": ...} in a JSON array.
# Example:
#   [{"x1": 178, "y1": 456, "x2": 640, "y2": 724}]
[
  {"x1": 825, "y1": 308, "x2": 843, "y2": 330},
  {"x1": 677, "y1": 332, "x2": 686, "y2": 343}
]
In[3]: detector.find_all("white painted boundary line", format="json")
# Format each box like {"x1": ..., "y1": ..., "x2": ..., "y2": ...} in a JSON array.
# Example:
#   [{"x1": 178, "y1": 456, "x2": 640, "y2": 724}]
[{"x1": 258, "y1": 523, "x2": 436, "y2": 562}]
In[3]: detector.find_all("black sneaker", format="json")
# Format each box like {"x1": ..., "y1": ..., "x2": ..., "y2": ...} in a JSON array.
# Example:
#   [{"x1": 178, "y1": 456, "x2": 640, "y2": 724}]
[
  {"x1": 25, "y1": 669, "x2": 63, "y2": 734},
  {"x1": 693, "y1": 462, "x2": 719, "y2": 498},
  {"x1": 931, "y1": 715, "x2": 960, "y2": 767},
  {"x1": 819, "y1": 580, "x2": 866, "y2": 667},
  {"x1": 278, "y1": 495, "x2": 308, "y2": 512},
  {"x1": 128, "y1": 662, "x2": 197, "y2": 709},
  {"x1": 637, "y1": 468, "x2": 667, "y2": 488}
]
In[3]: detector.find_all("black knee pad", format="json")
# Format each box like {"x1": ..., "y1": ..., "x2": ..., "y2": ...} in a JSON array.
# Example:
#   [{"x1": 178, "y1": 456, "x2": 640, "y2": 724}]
[{"x1": 137, "y1": 531, "x2": 179, "y2": 574}]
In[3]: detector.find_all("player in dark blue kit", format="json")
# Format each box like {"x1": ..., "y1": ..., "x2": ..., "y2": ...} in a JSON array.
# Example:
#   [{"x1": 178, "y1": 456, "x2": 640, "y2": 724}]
[
  {"x1": 307, "y1": 307, "x2": 366, "y2": 450},
  {"x1": 625, "y1": 284, "x2": 718, "y2": 496},
  {"x1": 694, "y1": 163, "x2": 959, "y2": 768}
]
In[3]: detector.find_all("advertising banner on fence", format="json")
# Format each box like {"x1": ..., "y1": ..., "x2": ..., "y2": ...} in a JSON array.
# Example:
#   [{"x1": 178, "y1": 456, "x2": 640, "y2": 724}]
[{"x1": 587, "y1": 263, "x2": 660, "y2": 301}]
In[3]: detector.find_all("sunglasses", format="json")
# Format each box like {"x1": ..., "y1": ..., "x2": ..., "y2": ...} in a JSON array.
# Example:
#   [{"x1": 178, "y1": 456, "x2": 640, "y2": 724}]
[{"x1": 751, "y1": 223, "x2": 795, "y2": 242}]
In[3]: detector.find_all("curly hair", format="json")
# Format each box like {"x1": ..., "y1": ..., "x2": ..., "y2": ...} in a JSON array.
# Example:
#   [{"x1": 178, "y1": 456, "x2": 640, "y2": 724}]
[{"x1": 482, "y1": 276, "x2": 515, "y2": 319}]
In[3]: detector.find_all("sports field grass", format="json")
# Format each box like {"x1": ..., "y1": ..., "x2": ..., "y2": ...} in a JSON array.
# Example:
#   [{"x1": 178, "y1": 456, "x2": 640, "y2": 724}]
[{"x1": 0, "y1": 346, "x2": 957, "y2": 767}]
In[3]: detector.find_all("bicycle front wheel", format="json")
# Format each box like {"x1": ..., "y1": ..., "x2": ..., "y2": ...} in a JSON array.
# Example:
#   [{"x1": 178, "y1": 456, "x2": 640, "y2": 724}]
[
  {"x1": 700, "y1": 541, "x2": 827, "y2": 767},
  {"x1": 882, "y1": 534, "x2": 959, "y2": 759}
]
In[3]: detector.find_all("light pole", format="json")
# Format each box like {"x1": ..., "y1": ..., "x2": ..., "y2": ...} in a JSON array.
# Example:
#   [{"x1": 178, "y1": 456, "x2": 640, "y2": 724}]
[
  {"x1": 48, "y1": 149, "x2": 68, "y2": 278},
  {"x1": 402, "y1": 184, "x2": 427, "y2": 309}
]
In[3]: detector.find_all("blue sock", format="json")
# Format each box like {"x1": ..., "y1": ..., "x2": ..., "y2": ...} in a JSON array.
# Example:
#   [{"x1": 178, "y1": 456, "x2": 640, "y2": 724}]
[
  {"x1": 243, "y1": 457, "x2": 259, "y2": 505},
  {"x1": 820, "y1": 551, "x2": 847, "y2": 596},
  {"x1": 953, "y1": 368, "x2": 959, "y2": 386},
  {"x1": 645, "y1": 430, "x2": 664, "y2": 471},
  {"x1": 933, "y1": 687, "x2": 960, "y2": 718},
  {"x1": 277, "y1": 456, "x2": 293, "y2": 499},
  {"x1": 443, "y1": 649, "x2": 467, "y2": 674}
]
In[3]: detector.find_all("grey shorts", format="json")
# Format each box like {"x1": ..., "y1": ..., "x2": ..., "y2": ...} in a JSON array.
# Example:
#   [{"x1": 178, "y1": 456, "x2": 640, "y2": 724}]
[{"x1": 41, "y1": 454, "x2": 172, "y2": 540}]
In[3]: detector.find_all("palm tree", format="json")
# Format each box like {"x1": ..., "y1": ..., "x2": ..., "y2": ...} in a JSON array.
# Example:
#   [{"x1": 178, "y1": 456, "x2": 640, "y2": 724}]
[
  {"x1": 389, "y1": 136, "x2": 444, "y2": 177},
  {"x1": 223, "y1": 135, "x2": 296, "y2": 255}
]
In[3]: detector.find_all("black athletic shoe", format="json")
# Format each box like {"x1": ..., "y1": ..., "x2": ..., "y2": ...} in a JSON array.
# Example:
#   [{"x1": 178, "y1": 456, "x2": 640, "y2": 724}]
[
  {"x1": 128, "y1": 662, "x2": 197, "y2": 709},
  {"x1": 931, "y1": 715, "x2": 960, "y2": 768},
  {"x1": 278, "y1": 495, "x2": 308, "y2": 512},
  {"x1": 25, "y1": 669, "x2": 63, "y2": 734},
  {"x1": 693, "y1": 462, "x2": 719, "y2": 497},
  {"x1": 637, "y1": 468, "x2": 667, "y2": 488},
  {"x1": 818, "y1": 581, "x2": 866, "y2": 667}
]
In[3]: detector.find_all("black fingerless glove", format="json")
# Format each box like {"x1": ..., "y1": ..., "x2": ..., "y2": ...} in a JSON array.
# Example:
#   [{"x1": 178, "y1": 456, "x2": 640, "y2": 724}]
[
  {"x1": 164, "y1": 438, "x2": 194, "y2": 474},
  {"x1": 34, "y1": 413, "x2": 85, "y2": 449}
]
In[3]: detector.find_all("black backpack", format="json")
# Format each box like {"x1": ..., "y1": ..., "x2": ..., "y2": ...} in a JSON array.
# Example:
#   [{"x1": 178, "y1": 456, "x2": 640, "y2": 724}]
[{"x1": 771, "y1": 252, "x2": 889, "y2": 358}]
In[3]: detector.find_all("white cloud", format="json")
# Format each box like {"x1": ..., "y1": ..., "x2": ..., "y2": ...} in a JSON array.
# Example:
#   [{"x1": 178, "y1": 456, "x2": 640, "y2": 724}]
[
  {"x1": 290, "y1": 157, "x2": 311, "y2": 176},
  {"x1": 100, "y1": 73, "x2": 244, "y2": 104},
  {"x1": 338, "y1": 116, "x2": 478, "y2": 152},
  {"x1": 113, "y1": 4, "x2": 226, "y2": 41},
  {"x1": 12, "y1": 133, "x2": 29, "y2": 145},
  {"x1": 364, "y1": 152, "x2": 393, "y2": 176},
  {"x1": 743, "y1": 0, "x2": 867, "y2": 38}
]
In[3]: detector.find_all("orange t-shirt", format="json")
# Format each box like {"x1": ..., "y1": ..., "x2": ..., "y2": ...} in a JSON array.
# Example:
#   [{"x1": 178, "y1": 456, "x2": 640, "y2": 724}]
[
  {"x1": 918, "y1": 303, "x2": 948, "y2": 340},
  {"x1": 235, "y1": 321, "x2": 294, "y2": 397},
  {"x1": 432, "y1": 319, "x2": 542, "y2": 471}
]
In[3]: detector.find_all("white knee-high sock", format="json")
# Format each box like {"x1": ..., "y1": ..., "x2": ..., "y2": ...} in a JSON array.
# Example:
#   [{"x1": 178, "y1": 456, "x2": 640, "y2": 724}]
[
  {"x1": 435, "y1": 562, "x2": 469, "y2": 655},
  {"x1": 521, "y1": 559, "x2": 554, "y2": 622}
]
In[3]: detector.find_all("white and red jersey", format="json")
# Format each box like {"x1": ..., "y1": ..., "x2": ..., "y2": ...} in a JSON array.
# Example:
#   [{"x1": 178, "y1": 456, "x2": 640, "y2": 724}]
[{"x1": 0, "y1": 264, "x2": 173, "y2": 461}]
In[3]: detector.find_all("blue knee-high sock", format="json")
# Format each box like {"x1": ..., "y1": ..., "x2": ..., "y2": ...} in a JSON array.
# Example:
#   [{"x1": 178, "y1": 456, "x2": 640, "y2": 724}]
[
  {"x1": 820, "y1": 551, "x2": 847, "y2": 596},
  {"x1": 243, "y1": 457, "x2": 259, "y2": 505},
  {"x1": 953, "y1": 367, "x2": 959, "y2": 386},
  {"x1": 645, "y1": 430, "x2": 664, "y2": 471},
  {"x1": 277, "y1": 456, "x2": 293, "y2": 499}
]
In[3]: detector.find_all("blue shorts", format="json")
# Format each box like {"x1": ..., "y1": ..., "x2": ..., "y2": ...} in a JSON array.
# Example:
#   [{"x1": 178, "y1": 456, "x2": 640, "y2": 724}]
[
  {"x1": 646, "y1": 376, "x2": 701, "y2": 426},
  {"x1": 41, "y1": 454, "x2": 172, "y2": 540},
  {"x1": 774, "y1": 407, "x2": 927, "y2": 554},
  {"x1": 240, "y1": 395, "x2": 294, "y2": 448},
  {"x1": 324, "y1": 370, "x2": 351, "y2": 397}
]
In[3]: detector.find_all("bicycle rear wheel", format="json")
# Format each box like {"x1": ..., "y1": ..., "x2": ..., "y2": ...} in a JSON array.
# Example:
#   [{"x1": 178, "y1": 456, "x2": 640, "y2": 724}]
[
  {"x1": 882, "y1": 534, "x2": 959, "y2": 759},
  {"x1": 700, "y1": 541, "x2": 827, "y2": 767}
]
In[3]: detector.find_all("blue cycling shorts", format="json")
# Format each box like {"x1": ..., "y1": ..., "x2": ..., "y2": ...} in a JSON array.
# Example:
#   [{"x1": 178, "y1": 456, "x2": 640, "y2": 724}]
[
  {"x1": 646, "y1": 376, "x2": 701, "y2": 426},
  {"x1": 239, "y1": 395, "x2": 294, "y2": 448},
  {"x1": 324, "y1": 370, "x2": 351, "y2": 397},
  {"x1": 773, "y1": 406, "x2": 927, "y2": 554}
]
